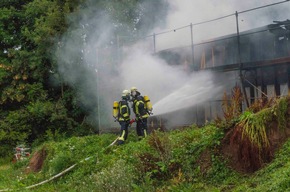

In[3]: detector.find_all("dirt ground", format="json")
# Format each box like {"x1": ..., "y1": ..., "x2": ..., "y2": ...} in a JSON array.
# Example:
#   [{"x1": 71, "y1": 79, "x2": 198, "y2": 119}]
[{"x1": 26, "y1": 147, "x2": 47, "y2": 173}]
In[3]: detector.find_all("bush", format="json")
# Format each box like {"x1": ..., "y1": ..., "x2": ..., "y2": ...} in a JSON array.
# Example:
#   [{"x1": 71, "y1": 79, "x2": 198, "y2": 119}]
[{"x1": 93, "y1": 159, "x2": 137, "y2": 192}]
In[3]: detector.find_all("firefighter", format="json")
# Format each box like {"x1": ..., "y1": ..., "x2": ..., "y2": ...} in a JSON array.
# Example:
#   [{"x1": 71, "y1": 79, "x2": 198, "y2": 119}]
[
  {"x1": 113, "y1": 89, "x2": 131, "y2": 145},
  {"x1": 130, "y1": 87, "x2": 153, "y2": 139}
]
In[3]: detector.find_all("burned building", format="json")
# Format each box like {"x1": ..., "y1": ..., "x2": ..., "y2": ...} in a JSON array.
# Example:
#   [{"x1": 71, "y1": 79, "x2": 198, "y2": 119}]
[{"x1": 149, "y1": 20, "x2": 290, "y2": 130}]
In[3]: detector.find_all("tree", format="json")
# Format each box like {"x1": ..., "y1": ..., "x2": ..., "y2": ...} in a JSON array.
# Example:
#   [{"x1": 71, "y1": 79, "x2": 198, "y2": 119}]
[
  {"x1": 0, "y1": 0, "x2": 88, "y2": 157},
  {"x1": 0, "y1": 0, "x2": 169, "y2": 158}
]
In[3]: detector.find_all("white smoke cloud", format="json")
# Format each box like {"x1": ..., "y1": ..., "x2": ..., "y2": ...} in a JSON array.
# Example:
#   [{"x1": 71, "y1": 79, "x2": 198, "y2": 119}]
[
  {"x1": 55, "y1": 0, "x2": 290, "y2": 130},
  {"x1": 120, "y1": 43, "x2": 190, "y2": 102},
  {"x1": 153, "y1": 0, "x2": 290, "y2": 50},
  {"x1": 171, "y1": 0, "x2": 290, "y2": 28}
]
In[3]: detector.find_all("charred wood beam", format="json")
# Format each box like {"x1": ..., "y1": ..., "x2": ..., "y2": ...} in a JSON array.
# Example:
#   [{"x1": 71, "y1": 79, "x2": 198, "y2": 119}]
[
  {"x1": 274, "y1": 67, "x2": 281, "y2": 96},
  {"x1": 207, "y1": 56, "x2": 290, "y2": 72}
]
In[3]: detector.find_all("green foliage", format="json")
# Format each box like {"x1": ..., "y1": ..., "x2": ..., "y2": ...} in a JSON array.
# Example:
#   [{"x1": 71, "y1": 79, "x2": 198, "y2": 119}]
[
  {"x1": 93, "y1": 159, "x2": 137, "y2": 192},
  {"x1": 0, "y1": 0, "x2": 96, "y2": 158},
  {"x1": 239, "y1": 110, "x2": 272, "y2": 149},
  {"x1": 0, "y1": 98, "x2": 84, "y2": 158},
  {"x1": 241, "y1": 139, "x2": 290, "y2": 192},
  {"x1": 49, "y1": 152, "x2": 75, "y2": 175},
  {"x1": 236, "y1": 97, "x2": 289, "y2": 150},
  {"x1": 0, "y1": 109, "x2": 31, "y2": 158},
  {"x1": 205, "y1": 154, "x2": 239, "y2": 185},
  {"x1": 134, "y1": 130, "x2": 176, "y2": 184},
  {"x1": 26, "y1": 83, "x2": 48, "y2": 101},
  {"x1": 0, "y1": 123, "x2": 289, "y2": 192},
  {"x1": 12, "y1": 158, "x2": 30, "y2": 170},
  {"x1": 0, "y1": 0, "x2": 170, "y2": 157},
  {"x1": 0, "y1": 0, "x2": 289, "y2": 191},
  {"x1": 168, "y1": 125, "x2": 225, "y2": 183},
  {"x1": 148, "y1": 130, "x2": 173, "y2": 162},
  {"x1": 273, "y1": 97, "x2": 288, "y2": 130}
]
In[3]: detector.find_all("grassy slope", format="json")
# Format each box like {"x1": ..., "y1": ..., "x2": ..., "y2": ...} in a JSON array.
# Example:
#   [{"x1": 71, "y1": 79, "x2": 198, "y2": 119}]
[{"x1": 0, "y1": 124, "x2": 289, "y2": 192}]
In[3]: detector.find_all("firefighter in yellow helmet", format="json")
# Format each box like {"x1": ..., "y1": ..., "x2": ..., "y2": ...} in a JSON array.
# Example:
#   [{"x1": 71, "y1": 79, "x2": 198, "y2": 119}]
[
  {"x1": 114, "y1": 89, "x2": 131, "y2": 145},
  {"x1": 130, "y1": 87, "x2": 152, "y2": 139}
]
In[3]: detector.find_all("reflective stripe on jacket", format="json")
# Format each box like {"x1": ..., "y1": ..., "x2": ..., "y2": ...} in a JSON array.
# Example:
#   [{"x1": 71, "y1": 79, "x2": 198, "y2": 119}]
[
  {"x1": 118, "y1": 100, "x2": 130, "y2": 121},
  {"x1": 133, "y1": 96, "x2": 149, "y2": 119}
]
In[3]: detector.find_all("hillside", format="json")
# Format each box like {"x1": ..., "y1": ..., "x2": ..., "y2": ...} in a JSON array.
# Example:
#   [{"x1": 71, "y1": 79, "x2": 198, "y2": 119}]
[{"x1": 0, "y1": 96, "x2": 289, "y2": 192}]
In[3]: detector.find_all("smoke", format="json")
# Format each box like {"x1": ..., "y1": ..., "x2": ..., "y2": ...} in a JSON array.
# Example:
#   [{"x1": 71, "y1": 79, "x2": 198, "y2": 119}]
[
  {"x1": 119, "y1": 43, "x2": 227, "y2": 116},
  {"x1": 120, "y1": 43, "x2": 190, "y2": 102},
  {"x1": 54, "y1": 0, "x2": 290, "y2": 130},
  {"x1": 153, "y1": 0, "x2": 290, "y2": 50},
  {"x1": 165, "y1": 0, "x2": 289, "y2": 28},
  {"x1": 54, "y1": 5, "x2": 121, "y2": 129}
]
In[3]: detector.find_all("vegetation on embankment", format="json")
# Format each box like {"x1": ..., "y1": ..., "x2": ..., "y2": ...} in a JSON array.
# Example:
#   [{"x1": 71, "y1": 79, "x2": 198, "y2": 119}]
[
  {"x1": 3, "y1": 126, "x2": 238, "y2": 191},
  {"x1": 0, "y1": 96, "x2": 290, "y2": 192}
]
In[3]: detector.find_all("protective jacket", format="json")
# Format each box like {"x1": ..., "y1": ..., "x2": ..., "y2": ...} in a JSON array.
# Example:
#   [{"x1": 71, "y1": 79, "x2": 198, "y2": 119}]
[
  {"x1": 132, "y1": 94, "x2": 149, "y2": 119},
  {"x1": 118, "y1": 99, "x2": 130, "y2": 122}
]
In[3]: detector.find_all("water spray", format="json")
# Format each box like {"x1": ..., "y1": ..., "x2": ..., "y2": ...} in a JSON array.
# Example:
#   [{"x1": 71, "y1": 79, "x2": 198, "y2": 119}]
[{"x1": 152, "y1": 71, "x2": 223, "y2": 116}]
